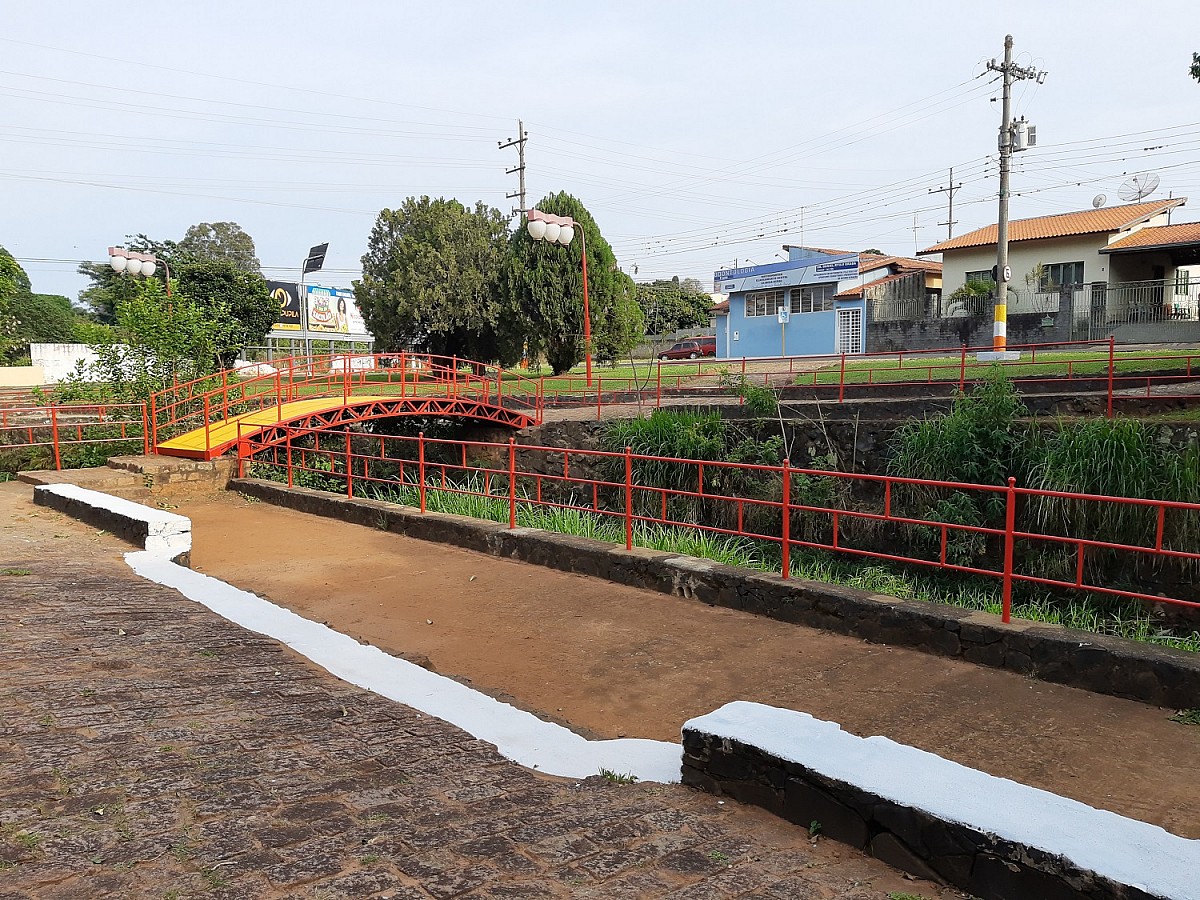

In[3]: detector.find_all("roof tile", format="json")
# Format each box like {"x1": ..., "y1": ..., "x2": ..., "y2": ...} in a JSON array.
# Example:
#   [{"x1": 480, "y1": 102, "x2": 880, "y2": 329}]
[
  {"x1": 1101, "y1": 222, "x2": 1200, "y2": 253},
  {"x1": 919, "y1": 199, "x2": 1185, "y2": 255}
]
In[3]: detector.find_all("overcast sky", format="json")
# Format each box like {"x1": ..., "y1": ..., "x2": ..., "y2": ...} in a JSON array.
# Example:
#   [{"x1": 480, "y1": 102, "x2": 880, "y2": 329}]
[{"x1": 2, "y1": 0, "x2": 1198, "y2": 300}]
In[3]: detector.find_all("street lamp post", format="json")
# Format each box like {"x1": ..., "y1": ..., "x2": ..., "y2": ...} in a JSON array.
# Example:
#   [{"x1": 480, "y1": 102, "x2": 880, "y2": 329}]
[
  {"x1": 526, "y1": 209, "x2": 592, "y2": 386},
  {"x1": 109, "y1": 246, "x2": 171, "y2": 297}
]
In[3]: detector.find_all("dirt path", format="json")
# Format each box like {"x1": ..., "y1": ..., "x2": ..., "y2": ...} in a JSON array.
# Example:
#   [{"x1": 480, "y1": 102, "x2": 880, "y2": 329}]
[{"x1": 183, "y1": 491, "x2": 1200, "y2": 840}]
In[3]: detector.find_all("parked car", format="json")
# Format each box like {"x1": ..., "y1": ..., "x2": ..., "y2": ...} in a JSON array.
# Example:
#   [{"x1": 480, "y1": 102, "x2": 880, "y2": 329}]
[{"x1": 658, "y1": 337, "x2": 716, "y2": 359}]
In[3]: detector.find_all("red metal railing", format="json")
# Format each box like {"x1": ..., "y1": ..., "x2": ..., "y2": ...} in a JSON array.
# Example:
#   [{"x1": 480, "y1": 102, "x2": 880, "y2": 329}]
[
  {"x1": 238, "y1": 424, "x2": 1200, "y2": 625},
  {"x1": 0, "y1": 403, "x2": 149, "y2": 470},
  {"x1": 540, "y1": 337, "x2": 1200, "y2": 420},
  {"x1": 149, "y1": 352, "x2": 545, "y2": 453}
]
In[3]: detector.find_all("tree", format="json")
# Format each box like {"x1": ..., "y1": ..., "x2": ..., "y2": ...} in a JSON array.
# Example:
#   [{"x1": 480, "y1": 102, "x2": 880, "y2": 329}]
[
  {"x1": 635, "y1": 277, "x2": 714, "y2": 335},
  {"x1": 355, "y1": 198, "x2": 511, "y2": 361},
  {"x1": 502, "y1": 192, "x2": 642, "y2": 374},
  {"x1": 1191, "y1": 52, "x2": 1200, "y2": 82},
  {"x1": 175, "y1": 259, "x2": 274, "y2": 366},
  {"x1": 59, "y1": 277, "x2": 236, "y2": 404},
  {"x1": 0, "y1": 248, "x2": 79, "y2": 363},
  {"x1": 177, "y1": 222, "x2": 261, "y2": 273},
  {"x1": 77, "y1": 234, "x2": 177, "y2": 323}
]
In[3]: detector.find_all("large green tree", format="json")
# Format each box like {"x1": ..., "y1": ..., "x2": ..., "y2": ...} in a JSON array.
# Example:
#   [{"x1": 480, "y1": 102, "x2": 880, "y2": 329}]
[
  {"x1": 636, "y1": 277, "x2": 714, "y2": 335},
  {"x1": 355, "y1": 197, "x2": 511, "y2": 361},
  {"x1": 0, "y1": 248, "x2": 80, "y2": 363},
  {"x1": 177, "y1": 222, "x2": 261, "y2": 273},
  {"x1": 175, "y1": 259, "x2": 274, "y2": 366},
  {"x1": 502, "y1": 192, "x2": 642, "y2": 374}
]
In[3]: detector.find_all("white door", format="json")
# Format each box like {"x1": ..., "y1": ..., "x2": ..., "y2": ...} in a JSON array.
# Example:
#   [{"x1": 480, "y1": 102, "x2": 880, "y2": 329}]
[{"x1": 836, "y1": 307, "x2": 862, "y2": 354}]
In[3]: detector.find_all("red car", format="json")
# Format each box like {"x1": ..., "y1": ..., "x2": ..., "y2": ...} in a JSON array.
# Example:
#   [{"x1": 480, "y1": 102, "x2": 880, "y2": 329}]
[{"x1": 658, "y1": 337, "x2": 716, "y2": 359}]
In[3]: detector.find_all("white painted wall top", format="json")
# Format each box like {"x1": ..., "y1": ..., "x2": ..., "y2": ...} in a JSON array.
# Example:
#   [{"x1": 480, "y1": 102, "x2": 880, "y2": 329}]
[{"x1": 686, "y1": 701, "x2": 1198, "y2": 900}]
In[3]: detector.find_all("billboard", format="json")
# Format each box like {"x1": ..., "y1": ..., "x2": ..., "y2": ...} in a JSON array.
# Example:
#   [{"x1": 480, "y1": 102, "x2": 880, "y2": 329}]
[
  {"x1": 268, "y1": 280, "x2": 302, "y2": 332},
  {"x1": 304, "y1": 285, "x2": 370, "y2": 338}
]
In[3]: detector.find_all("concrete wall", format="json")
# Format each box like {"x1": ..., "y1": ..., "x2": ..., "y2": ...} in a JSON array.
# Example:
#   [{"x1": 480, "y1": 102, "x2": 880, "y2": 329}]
[
  {"x1": 0, "y1": 366, "x2": 45, "y2": 387},
  {"x1": 30, "y1": 343, "x2": 99, "y2": 383},
  {"x1": 683, "y1": 702, "x2": 1197, "y2": 900},
  {"x1": 866, "y1": 306, "x2": 1077, "y2": 352}
]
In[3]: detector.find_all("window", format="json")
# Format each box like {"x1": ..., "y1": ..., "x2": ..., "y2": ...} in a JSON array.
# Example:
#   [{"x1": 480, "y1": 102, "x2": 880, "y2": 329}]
[
  {"x1": 1177, "y1": 270, "x2": 1191, "y2": 296},
  {"x1": 965, "y1": 270, "x2": 995, "y2": 286},
  {"x1": 792, "y1": 283, "x2": 834, "y2": 314},
  {"x1": 744, "y1": 289, "x2": 785, "y2": 317},
  {"x1": 1041, "y1": 261, "x2": 1084, "y2": 290}
]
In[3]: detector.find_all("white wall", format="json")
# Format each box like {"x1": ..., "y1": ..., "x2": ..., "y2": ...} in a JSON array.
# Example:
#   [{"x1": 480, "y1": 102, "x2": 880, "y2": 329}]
[{"x1": 30, "y1": 343, "x2": 99, "y2": 383}]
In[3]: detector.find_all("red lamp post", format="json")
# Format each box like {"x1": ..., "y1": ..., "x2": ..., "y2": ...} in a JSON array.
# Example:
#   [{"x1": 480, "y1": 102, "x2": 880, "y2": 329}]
[{"x1": 526, "y1": 209, "x2": 592, "y2": 387}]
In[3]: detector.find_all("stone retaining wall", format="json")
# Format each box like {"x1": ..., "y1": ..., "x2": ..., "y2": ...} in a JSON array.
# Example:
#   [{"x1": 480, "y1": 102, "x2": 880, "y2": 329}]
[
  {"x1": 229, "y1": 478, "x2": 1200, "y2": 710},
  {"x1": 682, "y1": 702, "x2": 1195, "y2": 900}
]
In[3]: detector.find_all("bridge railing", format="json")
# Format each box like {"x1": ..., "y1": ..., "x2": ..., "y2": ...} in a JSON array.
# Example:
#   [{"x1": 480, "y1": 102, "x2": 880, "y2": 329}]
[{"x1": 149, "y1": 353, "x2": 545, "y2": 449}]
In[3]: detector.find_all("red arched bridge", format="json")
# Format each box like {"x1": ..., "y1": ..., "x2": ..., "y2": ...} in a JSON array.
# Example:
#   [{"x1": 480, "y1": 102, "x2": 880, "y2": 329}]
[{"x1": 150, "y1": 353, "x2": 545, "y2": 460}]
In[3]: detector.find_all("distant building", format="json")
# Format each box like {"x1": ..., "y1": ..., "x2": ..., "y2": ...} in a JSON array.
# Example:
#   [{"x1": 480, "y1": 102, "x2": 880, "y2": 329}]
[{"x1": 710, "y1": 247, "x2": 940, "y2": 358}]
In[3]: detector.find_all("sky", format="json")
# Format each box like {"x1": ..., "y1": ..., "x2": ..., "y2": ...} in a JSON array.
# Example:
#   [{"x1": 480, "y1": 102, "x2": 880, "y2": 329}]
[{"x1": 2, "y1": 0, "x2": 1198, "y2": 301}]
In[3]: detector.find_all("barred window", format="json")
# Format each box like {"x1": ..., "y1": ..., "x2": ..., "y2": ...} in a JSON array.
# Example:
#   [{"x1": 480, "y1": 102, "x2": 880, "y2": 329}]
[
  {"x1": 965, "y1": 269, "x2": 995, "y2": 286},
  {"x1": 744, "y1": 289, "x2": 785, "y2": 317},
  {"x1": 791, "y1": 283, "x2": 834, "y2": 314},
  {"x1": 1041, "y1": 261, "x2": 1084, "y2": 290}
]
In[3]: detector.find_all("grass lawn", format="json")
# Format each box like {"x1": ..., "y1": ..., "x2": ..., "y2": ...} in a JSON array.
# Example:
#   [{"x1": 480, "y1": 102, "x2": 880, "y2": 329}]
[{"x1": 799, "y1": 349, "x2": 1200, "y2": 385}]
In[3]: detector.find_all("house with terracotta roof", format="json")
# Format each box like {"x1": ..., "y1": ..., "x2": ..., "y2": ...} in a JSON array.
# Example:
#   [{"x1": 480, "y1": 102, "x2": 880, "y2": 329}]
[
  {"x1": 710, "y1": 247, "x2": 941, "y2": 358},
  {"x1": 918, "y1": 199, "x2": 1200, "y2": 339}
]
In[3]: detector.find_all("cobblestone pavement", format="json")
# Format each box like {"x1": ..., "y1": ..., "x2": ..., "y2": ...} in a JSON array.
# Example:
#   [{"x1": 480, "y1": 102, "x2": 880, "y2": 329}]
[{"x1": 0, "y1": 484, "x2": 956, "y2": 899}]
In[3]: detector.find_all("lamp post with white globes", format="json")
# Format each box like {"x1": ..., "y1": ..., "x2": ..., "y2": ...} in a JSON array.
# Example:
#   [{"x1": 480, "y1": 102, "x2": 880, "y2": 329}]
[
  {"x1": 108, "y1": 246, "x2": 171, "y2": 297},
  {"x1": 525, "y1": 209, "x2": 592, "y2": 386}
]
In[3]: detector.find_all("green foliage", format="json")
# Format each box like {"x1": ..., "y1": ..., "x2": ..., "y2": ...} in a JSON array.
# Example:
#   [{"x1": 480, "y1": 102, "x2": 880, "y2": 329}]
[
  {"x1": 1028, "y1": 419, "x2": 1200, "y2": 559},
  {"x1": 502, "y1": 191, "x2": 642, "y2": 374},
  {"x1": 1191, "y1": 52, "x2": 1200, "y2": 82},
  {"x1": 175, "y1": 258, "x2": 273, "y2": 365},
  {"x1": 355, "y1": 197, "x2": 511, "y2": 362},
  {"x1": 57, "y1": 278, "x2": 235, "y2": 404},
  {"x1": 719, "y1": 371, "x2": 779, "y2": 417},
  {"x1": 891, "y1": 368, "x2": 1030, "y2": 489},
  {"x1": 177, "y1": 222, "x2": 261, "y2": 273},
  {"x1": 76, "y1": 233, "x2": 176, "y2": 323},
  {"x1": 598, "y1": 768, "x2": 639, "y2": 784},
  {"x1": 636, "y1": 277, "x2": 714, "y2": 334},
  {"x1": 946, "y1": 279, "x2": 994, "y2": 317}
]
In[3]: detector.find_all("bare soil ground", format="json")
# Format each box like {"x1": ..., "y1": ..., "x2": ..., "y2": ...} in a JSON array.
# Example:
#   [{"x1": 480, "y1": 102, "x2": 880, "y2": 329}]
[{"x1": 183, "y1": 491, "x2": 1200, "y2": 839}]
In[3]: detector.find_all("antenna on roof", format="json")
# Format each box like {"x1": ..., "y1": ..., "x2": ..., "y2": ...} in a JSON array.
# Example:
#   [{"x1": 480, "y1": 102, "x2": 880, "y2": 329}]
[
  {"x1": 1091, "y1": 194, "x2": 1107, "y2": 209},
  {"x1": 1118, "y1": 173, "x2": 1160, "y2": 203}
]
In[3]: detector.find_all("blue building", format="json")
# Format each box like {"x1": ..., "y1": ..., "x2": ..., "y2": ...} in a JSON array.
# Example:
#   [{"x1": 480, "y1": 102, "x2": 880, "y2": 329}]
[{"x1": 712, "y1": 247, "x2": 866, "y2": 359}]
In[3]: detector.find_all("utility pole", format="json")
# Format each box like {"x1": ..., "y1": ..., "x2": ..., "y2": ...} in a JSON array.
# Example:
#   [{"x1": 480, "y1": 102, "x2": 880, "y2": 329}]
[
  {"x1": 986, "y1": 36, "x2": 1046, "y2": 355},
  {"x1": 499, "y1": 120, "x2": 528, "y2": 219},
  {"x1": 930, "y1": 167, "x2": 962, "y2": 239}
]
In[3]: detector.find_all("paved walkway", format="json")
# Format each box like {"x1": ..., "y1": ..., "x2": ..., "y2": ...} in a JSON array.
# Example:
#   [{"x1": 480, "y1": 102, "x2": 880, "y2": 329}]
[{"x1": 0, "y1": 483, "x2": 956, "y2": 899}]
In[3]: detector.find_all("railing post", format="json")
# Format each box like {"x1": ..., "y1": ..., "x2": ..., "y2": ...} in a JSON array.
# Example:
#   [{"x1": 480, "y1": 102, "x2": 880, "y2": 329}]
[
  {"x1": 141, "y1": 403, "x2": 149, "y2": 456},
  {"x1": 286, "y1": 430, "x2": 294, "y2": 489},
  {"x1": 418, "y1": 431, "x2": 427, "y2": 513},
  {"x1": 346, "y1": 429, "x2": 353, "y2": 497},
  {"x1": 236, "y1": 422, "x2": 244, "y2": 479},
  {"x1": 149, "y1": 393, "x2": 158, "y2": 451},
  {"x1": 496, "y1": 367, "x2": 503, "y2": 410},
  {"x1": 624, "y1": 445, "x2": 633, "y2": 550},
  {"x1": 203, "y1": 395, "x2": 211, "y2": 455},
  {"x1": 1002, "y1": 476, "x2": 1016, "y2": 623},
  {"x1": 508, "y1": 437, "x2": 517, "y2": 529},
  {"x1": 838, "y1": 353, "x2": 846, "y2": 403},
  {"x1": 781, "y1": 459, "x2": 791, "y2": 579},
  {"x1": 1107, "y1": 334, "x2": 1115, "y2": 419},
  {"x1": 959, "y1": 344, "x2": 967, "y2": 392},
  {"x1": 343, "y1": 355, "x2": 350, "y2": 404},
  {"x1": 50, "y1": 406, "x2": 61, "y2": 470},
  {"x1": 275, "y1": 372, "x2": 282, "y2": 421}
]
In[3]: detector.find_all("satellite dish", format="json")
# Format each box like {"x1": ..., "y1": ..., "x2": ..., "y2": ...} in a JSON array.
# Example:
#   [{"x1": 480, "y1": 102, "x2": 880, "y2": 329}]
[
  {"x1": 1092, "y1": 194, "x2": 1107, "y2": 209},
  {"x1": 1118, "y1": 173, "x2": 1160, "y2": 203}
]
